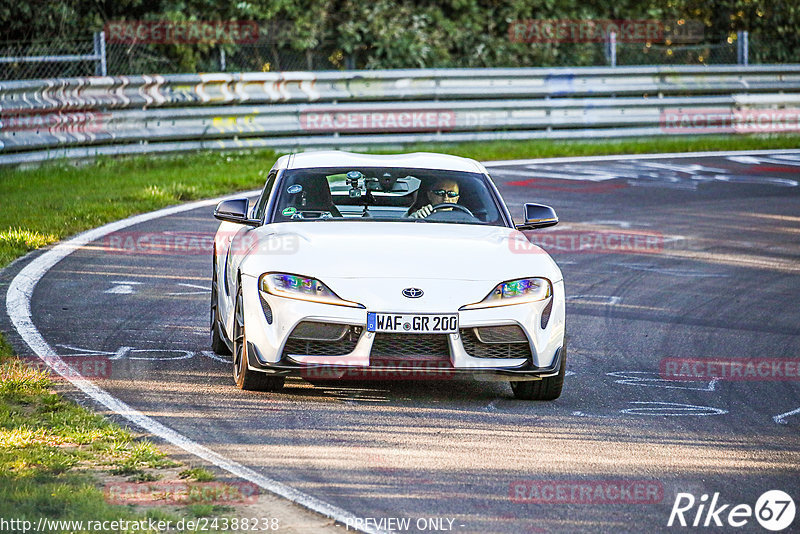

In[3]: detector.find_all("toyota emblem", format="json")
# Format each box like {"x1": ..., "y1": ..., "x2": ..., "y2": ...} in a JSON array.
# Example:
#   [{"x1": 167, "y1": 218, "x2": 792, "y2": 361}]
[{"x1": 402, "y1": 287, "x2": 424, "y2": 298}]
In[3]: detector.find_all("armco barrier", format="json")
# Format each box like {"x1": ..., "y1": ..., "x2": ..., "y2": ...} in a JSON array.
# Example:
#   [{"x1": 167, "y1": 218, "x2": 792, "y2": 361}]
[{"x1": 1, "y1": 65, "x2": 799, "y2": 165}]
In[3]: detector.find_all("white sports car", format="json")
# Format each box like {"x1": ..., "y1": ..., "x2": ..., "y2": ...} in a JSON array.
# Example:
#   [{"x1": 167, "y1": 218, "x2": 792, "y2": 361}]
[{"x1": 211, "y1": 151, "x2": 566, "y2": 400}]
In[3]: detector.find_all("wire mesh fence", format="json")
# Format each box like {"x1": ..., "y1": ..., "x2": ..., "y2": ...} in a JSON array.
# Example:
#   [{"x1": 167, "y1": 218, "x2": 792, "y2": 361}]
[
  {"x1": 0, "y1": 38, "x2": 101, "y2": 80},
  {"x1": 0, "y1": 32, "x2": 757, "y2": 80},
  {"x1": 616, "y1": 40, "x2": 738, "y2": 66}
]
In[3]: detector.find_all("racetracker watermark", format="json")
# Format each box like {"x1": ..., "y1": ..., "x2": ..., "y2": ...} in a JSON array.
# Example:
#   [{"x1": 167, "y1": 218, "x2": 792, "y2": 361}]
[
  {"x1": 299, "y1": 109, "x2": 456, "y2": 133},
  {"x1": 660, "y1": 358, "x2": 800, "y2": 381},
  {"x1": 102, "y1": 231, "x2": 299, "y2": 256},
  {"x1": 509, "y1": 480, "x2": 664, "y2": 504},
  {"x1": 18, "y1": 356, "x2": 111, "y2": 380},
  {"x1": 511, "y1": 230, "x2": 664, "y2": 255},
  {"x1": 0, "y1": 109, "x2": 109, "y2": 134},
  {"x1": 104, "y1": 20, "x2": 259, "y2": 44},
  {"x1": 661, "y1": 108, "x2": 800, "y2": 134},
  {"x1": 508, "y1": 19, "x2": 703, "y2": 43},
  {"x1": 105, "y1": 481, "x2": 259, "y2": 505},
  {"x1": 301, "y1": 360, "x2": 455, "y2": 381}
]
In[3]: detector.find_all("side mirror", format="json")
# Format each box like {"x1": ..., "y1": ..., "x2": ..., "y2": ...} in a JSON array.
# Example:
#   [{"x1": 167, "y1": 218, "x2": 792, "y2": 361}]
[
  {"x1": 214, "y1": 199, "x2": 260, "y2": 226},
  {"x1": 515, "y1": 203, "x2": 558, "y2": 230}
]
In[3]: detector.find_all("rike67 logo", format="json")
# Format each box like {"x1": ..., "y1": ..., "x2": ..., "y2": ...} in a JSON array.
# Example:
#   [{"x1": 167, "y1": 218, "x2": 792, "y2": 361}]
[{"x1": 668, "y1": 490, "x2": 795, "y2": 531}]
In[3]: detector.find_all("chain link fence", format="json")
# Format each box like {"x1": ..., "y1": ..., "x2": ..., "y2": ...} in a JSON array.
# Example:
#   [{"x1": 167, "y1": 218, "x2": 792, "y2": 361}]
[
  {"x1": 0, "y1": 32, "x2": 757, "y2": 80},
  {"x1": 0, "y1": 38, "x2": 103, "y2": 80}
]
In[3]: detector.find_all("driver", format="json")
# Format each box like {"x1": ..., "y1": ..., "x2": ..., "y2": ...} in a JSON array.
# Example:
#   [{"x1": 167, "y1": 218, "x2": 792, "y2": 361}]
[{"x1": 409, "y1": 179, "x2": 460, "y2": 218}]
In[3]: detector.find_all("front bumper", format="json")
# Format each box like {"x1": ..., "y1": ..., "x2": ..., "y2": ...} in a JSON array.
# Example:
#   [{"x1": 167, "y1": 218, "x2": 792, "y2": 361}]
[{"x1": 240, "y1": 275, "x2": 565, "y2": 381}]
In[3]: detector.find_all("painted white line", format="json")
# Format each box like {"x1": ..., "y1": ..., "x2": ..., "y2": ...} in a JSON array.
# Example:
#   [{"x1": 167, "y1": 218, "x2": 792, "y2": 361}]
[
  {"x1": 567, "y1": 294, "x2": 622, "y2": 305},
  {"x1": 482, "y1": 148, "x2": 800, "y2": 167},
  {"x1": 201, "y1": 350, "x2": 231, "y2": 364},
  {"x1": 620, "y1": 401, "x2": 727, "y2": 417},
  {"x1": 178, "y1": 283, "x2": 210, "y2": 290},
  {"x1": 487, "y1": 168, "x2": 616, "y2": 181},
  {"x1": 127, "y1": 349, "x2": 194, "y2": 361},
  {"x1": 571, "y1": 410, "x2": 612, "y2": 418},
  {"x1": 5, "y1": 190, "x2": 388, "y2": 534},
  {"x1": 167, "y1": 281, "x2": 211, "y2": 294},
  {"x1": 615, "y1": 262, "x2": 730, "y2": 278},
  {"x1": 112, "y1": 346, "x2": 132, "y2": 361},
  {"x1": 607, "y1": 371, "x2": 719, "y2": 392},
  {"x1": 773, "y1": 406, "x2": 800, "y2": 426},
  {"x1": 105, "y1": 282, "x2": 138, "y2": 294}
]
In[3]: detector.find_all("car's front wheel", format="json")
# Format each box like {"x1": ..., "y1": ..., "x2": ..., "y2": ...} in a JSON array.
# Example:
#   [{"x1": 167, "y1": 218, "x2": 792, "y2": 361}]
[
  {"x1": 510, "y1": 345, "x2": 566, "y2": 401},
  {"x1": 232, "y1": 284, "x2": 285, "y2": 392}
]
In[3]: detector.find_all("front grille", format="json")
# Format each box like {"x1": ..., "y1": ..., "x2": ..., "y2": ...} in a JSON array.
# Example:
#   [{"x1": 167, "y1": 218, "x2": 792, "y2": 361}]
[
  {"x1": 460, "y1": 328, "x2": 533, "y2": 359},
  {"x1": 370, "y1": 334, "x2": 450, "y2": 361},
  {"x1": 282, "y1": 324, "x2": 361, "y2": 357}
]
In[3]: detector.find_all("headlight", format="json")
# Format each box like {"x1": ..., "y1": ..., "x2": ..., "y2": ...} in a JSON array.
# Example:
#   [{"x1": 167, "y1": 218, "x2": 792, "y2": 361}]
[
  {"x1": 259, "y1": 273, "x2": 363, "y2": 308},
  {"x1": 460, "y1": 277, "x2": 552, "y2": 310}
]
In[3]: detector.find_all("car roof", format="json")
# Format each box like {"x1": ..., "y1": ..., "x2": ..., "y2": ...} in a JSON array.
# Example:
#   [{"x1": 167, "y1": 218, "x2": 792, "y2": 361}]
[{"x1": 273, "y1": 151, "x2": 488, "y2": 174}]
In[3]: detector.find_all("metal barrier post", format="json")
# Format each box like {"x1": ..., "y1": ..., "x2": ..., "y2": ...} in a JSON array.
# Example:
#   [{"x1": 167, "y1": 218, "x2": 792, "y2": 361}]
[
  {"x1": 606, "y1": 31, "x2": 617, "y2": 67},
  {"x1": 737, "y1": 31, "x2": 749, "y2": 66},
  {"x1": 93, "y1": 31, "x2": 107, "y2": 76}
]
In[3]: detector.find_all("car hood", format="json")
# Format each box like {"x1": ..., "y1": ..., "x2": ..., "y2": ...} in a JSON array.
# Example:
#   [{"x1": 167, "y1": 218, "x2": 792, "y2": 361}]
[
  {"x1": 242, "y1": 221, "x2": 560, "y2": 279},
  {"x1": 238, "y1": 221, "x2": 563, "y2": 312}
]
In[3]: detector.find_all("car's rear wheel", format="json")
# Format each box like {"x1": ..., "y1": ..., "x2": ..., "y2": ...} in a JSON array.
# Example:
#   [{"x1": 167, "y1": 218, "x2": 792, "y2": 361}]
[
  {"x1": 510, "y1": 344, "x2": 566, "y2": 401},
  {"x1": 232, "y1": 284, "x2": 285, "y2": 392},
  {"x1": 210, "y1": 258, "x2": 232, "y2": 355}
]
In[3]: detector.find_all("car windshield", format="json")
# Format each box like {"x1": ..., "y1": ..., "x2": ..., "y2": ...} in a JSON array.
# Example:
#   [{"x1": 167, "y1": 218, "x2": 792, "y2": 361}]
[{"x1": 272, "y1": 167, "x2": 504, "y2": 226}]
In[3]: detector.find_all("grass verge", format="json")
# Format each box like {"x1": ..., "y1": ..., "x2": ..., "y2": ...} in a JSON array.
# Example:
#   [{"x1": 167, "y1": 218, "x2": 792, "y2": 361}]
[
  {"x1": 0, "y1": 134, "x2": 797, "y2": 531},
  {"x1": 0, "y1": 350, "x2": 182, "y2": 531},
  {"x1": 0, "y1": 150, "x2": 280, "y2": 532},
  {"x1": 379, "y1": 133, "x2": 800, "y2": 161}
]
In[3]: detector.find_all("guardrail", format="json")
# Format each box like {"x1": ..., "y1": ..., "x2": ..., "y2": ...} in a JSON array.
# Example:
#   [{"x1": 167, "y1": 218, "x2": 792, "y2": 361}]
[{"x1": 1, "y1": 65, "x2": 799, "y2": 166}]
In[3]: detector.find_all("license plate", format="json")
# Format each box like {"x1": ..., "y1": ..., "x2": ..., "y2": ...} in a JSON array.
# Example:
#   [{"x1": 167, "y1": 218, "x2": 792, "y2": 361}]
[{"x1": 367, "y1": 313, "x2": 458, "y2": 334}]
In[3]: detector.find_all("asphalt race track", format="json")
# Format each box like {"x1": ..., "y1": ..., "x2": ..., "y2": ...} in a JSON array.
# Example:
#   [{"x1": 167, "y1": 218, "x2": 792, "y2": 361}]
[{"x1": 3, "y1": 150, "x2": 800, "y2": 533}]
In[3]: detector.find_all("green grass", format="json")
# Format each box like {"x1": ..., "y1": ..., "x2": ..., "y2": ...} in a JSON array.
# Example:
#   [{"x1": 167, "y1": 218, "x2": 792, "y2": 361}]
[
  {"x1": 0, "y1": 359, "x2": 185, "y2": 532},
  {"x1": 397, "y1": 133, "x2": 800, "y2": 161},
  {"x1": 0, "y1": 133, "x2": 797, "y2": 531},
  {"x1": 0, "y1": 150, "x2": 279, "y2": 267},
  {"x1": 179, "y1": 467, "x2": 216, "y2": 482}
]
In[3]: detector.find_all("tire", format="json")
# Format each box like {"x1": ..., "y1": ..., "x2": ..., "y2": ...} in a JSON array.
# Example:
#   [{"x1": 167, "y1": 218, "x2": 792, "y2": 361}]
[
  {"x1": 210, "y1": 257, "x2": 232, "y2": 355},
  {"x1": 510, "y1": 343, "x2": 566, "y2": 401},
  {"x1": 232, "y1": 284, "x2": 285, "y2": 392}
]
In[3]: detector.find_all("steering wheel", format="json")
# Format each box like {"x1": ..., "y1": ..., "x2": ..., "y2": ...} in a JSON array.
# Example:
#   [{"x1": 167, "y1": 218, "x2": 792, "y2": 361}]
[{"x1": 430, "y1": 203, "x2": 474, "y2": 217}]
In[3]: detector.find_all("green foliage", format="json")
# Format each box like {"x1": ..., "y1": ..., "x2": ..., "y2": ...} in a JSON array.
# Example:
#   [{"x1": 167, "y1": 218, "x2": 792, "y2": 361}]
[
  {"x1": 1, "y1": 1, "x2": 796, "y2": 68},
  {"x1": 179, "y1": 467, "x2": 216, "y2": 482}
]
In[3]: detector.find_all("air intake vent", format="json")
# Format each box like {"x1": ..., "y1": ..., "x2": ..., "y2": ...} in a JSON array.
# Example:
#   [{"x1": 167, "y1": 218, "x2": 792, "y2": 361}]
[
  {"x1": 473, "y1": 325, "x2": 528, "y2": 344},
  {"x1": 460, "y1": 328, "x2": 532, "y2": 359},
  {"x1": 370, "y1": 334, "x2": 450, "y2": 361},
  {"x1": 259, "y1": 294, "x2": 273, "y2": 324},
  {"x1": 282, "y1": 323, "x2": 362, "y2": 357},
  {"x1": 289, "y1": 321, "x2": 349, "y2": 341},
  {"x1": 540, "y1": 298, "x2": 553, "y2": 329}
]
